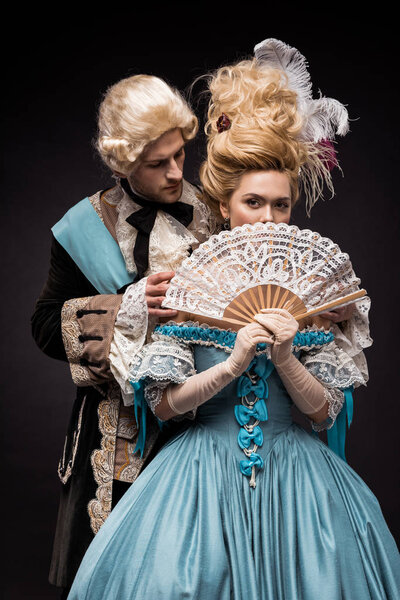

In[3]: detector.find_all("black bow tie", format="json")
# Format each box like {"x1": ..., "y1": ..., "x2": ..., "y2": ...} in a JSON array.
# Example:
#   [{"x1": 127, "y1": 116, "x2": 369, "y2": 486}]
[{"x1": 121, "y1": 178, "x2": 194, "y2": 281}]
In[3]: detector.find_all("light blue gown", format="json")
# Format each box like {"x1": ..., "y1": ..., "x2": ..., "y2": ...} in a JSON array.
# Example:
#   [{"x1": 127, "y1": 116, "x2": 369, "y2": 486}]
[{"x1": 68, "y1": 325, "x2": 400, "y2": 599}]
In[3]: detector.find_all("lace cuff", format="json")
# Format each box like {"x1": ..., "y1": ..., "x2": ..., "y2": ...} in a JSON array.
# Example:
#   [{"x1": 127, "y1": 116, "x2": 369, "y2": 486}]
[
  {"x1": 300, "y1": 340, "x2": 366, "y2": 390},
  {"x1": 144, "y1": 381, "x2": 197, "y2": 420},
  {"x1": 129, "y1": 339, "x2": 196, "y2": 415},
  {"x1": 129, "y1": 339, "x2": 195, "y2": 384},
  {"x1": 311, "y1": 387, "x2": 345, "y2": 432},
  {"x1": 109, "y1": 278, "x2": 148, "y2": 405},
  {"x1": 144, "y1": 381, "x2": 170, "y2": 415}
]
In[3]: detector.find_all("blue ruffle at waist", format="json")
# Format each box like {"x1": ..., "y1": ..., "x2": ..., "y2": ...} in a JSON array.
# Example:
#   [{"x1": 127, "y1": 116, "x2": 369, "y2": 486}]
[{"x1": 154, "y1": 323, "x2": 334, "y2": 352}]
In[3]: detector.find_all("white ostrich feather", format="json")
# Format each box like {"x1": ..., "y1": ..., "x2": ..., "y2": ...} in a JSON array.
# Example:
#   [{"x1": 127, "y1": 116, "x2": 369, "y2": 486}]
[
  {"x1": 254, "y1": 38, "x2": 313, "y2": 113},
  {"x1": 302, "y1": 97, "x2": 350, "y2": 142},
  {"x1": 254, "y1": 38, "x2": 349, "y2": 142}
]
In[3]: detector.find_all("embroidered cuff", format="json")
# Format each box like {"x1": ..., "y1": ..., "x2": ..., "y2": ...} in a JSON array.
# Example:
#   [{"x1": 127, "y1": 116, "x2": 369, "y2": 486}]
[{"x1": 61, "y1": 294, "x2": 123, "y2": 387}]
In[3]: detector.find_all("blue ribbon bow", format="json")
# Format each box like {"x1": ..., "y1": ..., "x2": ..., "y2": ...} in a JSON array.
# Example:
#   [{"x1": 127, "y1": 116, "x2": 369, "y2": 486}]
[
  {"x1": 234, "y1": 399, "x2": 268, "y2": 425},
  {"x1": 238, "y1": 425, "x2": 264, "y2": 449},
  {"x1": 251, "y1": 354, "x2": 275, "y2": 379},
  {"x1": 237, "y1": 376, "x2": 268, "y2": 399},
  {"x1": 240, "y1": 453, "x2": 264, "y2": 476}
]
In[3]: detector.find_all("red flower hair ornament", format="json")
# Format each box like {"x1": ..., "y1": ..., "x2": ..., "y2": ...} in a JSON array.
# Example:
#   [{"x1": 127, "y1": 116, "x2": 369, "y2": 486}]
[{"x1": 216, "y1": 113, "x2": 231, "y2": 133}]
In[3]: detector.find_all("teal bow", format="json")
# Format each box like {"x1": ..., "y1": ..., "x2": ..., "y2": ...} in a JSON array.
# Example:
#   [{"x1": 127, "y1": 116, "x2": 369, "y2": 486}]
[
  {"x1": 238, "y1": 425, "x2": 264, "y2": 449},
  {"x1": 234, "y1": 399, "x2": 268, "y2": 425},
  {"x1": 240, "y1": 453, "x2": 264, "y2": 476},
  {"x1": 237, "y1": 376, "x2": 268, "y2": 399},
  {"x1": 251, "y1": 354, "x2": 275, "y2": 379}
]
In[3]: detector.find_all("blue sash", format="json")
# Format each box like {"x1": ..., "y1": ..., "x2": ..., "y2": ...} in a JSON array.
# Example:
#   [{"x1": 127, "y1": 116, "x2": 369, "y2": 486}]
[{"x1": 52, "y1": 197, "x2": 133, "y2": 294}]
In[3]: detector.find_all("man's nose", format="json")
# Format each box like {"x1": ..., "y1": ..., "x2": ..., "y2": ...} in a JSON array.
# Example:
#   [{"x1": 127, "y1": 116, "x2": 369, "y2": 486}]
[{"x1": 166, "y1": 159, "x2": 182, "y2": 181}]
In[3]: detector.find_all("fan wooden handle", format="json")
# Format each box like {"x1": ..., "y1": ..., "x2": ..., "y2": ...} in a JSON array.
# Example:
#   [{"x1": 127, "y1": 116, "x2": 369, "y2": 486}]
[
  {"x1": 293, "y1": 289, "x2": 367, "y2": 321},
  {"x1": 162, "y1": 289, "x2": 367, "y2": 331}
]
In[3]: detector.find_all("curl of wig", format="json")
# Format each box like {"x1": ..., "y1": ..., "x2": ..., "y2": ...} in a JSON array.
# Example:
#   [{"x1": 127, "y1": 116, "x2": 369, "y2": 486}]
[
  {"x1": 199, "y1": 60, "x2": 334, "y2": 219},
  {"x1": 97, "y1": 75, "x2": 198, "y2": 175}
]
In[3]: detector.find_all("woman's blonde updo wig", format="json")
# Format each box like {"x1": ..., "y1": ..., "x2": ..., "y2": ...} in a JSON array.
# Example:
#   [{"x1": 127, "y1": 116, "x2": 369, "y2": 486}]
[
  {"x1": 200, "y1": 59, "x2": 333, "y2": 219},
  {"x1": 97, "y1": 75, "x2": 198, "y2": 175}
]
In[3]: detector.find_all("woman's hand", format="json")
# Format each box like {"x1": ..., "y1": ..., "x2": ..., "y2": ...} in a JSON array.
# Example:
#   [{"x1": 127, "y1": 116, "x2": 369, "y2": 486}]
[
  {"x1": 253, "y1": 308, "x2": 299, "y2": 367},
  {"x1": 226, "y1": 321, "x2": 275, "y2": 377},
  {"x1": 145, "y1": 271, "x2": 178, "y2": 317}
]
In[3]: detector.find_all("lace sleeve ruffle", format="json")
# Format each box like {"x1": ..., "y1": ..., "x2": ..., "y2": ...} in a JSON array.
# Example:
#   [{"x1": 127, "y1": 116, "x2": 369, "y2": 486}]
[
  {"x1": 330, "y1": 297, "x2": 372, "y2": 384},
  {"x1": 301, "y1": 339, "x2": 367, "y2": 432},
  {"x1": 129, "y1": 340, "x2": 196, "y2": 415},
  {"x1": 109, "y1": 278, "x2": 148, "y2": 406},
  {"x1": 300, "y1": 340, "x2": 367, "y2": 390}
]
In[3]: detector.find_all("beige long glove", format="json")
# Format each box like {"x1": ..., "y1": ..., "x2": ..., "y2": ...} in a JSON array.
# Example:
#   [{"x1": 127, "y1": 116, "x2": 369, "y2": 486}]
[
  {"x1": 254, "y1": 309, "x2": 328, "y2": 416},
  {"x1": 157, "y1": 322, "x2": 274, "y2": 420}
]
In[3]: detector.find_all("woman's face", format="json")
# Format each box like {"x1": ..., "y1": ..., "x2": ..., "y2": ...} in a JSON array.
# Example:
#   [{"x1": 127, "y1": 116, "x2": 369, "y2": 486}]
[{"x1": 220, "y1": 170, "x2": 292, "y2": 229}]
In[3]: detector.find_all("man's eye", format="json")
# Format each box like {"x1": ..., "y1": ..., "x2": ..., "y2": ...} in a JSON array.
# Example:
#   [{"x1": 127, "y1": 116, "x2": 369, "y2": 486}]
[{"x1": 148, "y1": 162, "x2": 162, "y2": 168}]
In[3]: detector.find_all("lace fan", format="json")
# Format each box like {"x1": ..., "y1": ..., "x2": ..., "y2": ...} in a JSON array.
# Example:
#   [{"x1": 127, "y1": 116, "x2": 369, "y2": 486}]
[{"x1": 162, "y1": 222, "x2": 367, "y2": 330}]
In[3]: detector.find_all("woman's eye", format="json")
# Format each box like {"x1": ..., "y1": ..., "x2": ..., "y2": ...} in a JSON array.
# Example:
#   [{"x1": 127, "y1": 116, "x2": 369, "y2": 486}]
[
  {"x1": 246, "y1": 198, "x2": 260, "y2": 207},
  {"x1": 275, "y1": 202, "x2": 289, "y2": 210}
]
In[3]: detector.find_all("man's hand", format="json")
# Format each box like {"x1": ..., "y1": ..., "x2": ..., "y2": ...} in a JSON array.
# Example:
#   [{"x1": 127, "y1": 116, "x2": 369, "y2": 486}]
[
  {"x1": 145, "y1": 271, "x2": 178, "y2": 317},
  {"x1": 319, "y1": 303, "x2": 355, "y2": 323}
]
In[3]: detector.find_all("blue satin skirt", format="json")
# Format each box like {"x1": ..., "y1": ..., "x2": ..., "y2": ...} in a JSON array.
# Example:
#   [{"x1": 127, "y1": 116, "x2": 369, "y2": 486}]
[{"x1": 68, "y1": 424, "x2": 399, "y2": 599}]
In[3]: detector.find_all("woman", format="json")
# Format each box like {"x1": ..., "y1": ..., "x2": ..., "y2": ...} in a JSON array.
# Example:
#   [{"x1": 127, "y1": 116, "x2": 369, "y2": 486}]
[{"x1": 67, "y1": 39, "x2": 399, "y2": 599}]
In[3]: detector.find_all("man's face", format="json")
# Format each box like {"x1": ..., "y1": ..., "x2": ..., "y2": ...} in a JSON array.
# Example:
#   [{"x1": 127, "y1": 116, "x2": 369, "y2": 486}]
[{"x1": 128, "y1": 128, "x2": 185, "y2": 204}]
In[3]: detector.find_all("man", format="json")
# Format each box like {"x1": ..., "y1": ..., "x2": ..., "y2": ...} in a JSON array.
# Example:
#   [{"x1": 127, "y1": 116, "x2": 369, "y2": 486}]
[{"x1": 31, "y1": 73, "x2": 215, "y2": 596}]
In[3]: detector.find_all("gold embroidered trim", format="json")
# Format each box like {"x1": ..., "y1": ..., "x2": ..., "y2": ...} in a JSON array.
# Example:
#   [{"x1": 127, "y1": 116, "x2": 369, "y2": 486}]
[
  {"x1": 89, "y1": 191, "x2": 104, "y2": 221},
  {"x1": 61, "y1": 297, "x2": 92, "y2": 386},
  {"x1": 87, "y1": 382, "x2": 120, "y2": 534},
  {"x1": 57, "y1": 395, "x2": 86, "y2": 484},
  {"x1": 117, "y1": 417, "x2": 159, "y2": 483},
  {"x1": 88, "y1": 384, "x2": 161, "y2": 532},
  {"x1": 115, "y1": 440, "x2": 131, "y2": 480}
]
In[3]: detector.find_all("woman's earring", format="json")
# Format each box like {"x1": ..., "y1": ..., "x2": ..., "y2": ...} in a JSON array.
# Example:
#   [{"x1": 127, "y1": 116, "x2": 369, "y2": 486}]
[{"x1": 223, "y1": 217, "x2": 230, "y2": 230}]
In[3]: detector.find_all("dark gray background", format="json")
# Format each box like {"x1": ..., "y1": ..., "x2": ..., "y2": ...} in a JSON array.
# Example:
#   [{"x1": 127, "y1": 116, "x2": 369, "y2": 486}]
[{"x1": 1, "y1": 7, "x2": 399, "y2": 598}]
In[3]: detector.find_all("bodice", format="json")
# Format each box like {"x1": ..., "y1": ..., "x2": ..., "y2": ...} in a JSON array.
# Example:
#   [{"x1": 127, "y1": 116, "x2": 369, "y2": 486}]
[
  {"x1": 193, "y1": 345, "x2": 294, "y2": 465},
  {"x1": 130, "y1": 322, "x2": 367, "y2": 485}
]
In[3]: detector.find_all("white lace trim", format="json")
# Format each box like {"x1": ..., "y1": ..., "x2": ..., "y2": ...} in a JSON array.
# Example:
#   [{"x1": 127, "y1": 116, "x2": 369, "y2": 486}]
[
  {"x1": 129, "y1": 340, "x2": 195, "y2": 384},
  {"x1": 330, "y1": 297, "x2": 372, "y2": 384},
  {"x1": 109, "y1": 278, "x2": 148, "y2": 406},
  {"x1": 144, "y1": 381, "x2": 197, "y2": 422},
  {"x1": 311, "y1": 387, "x2": 345, "y2": 432},
  {"x1": 114, "y1": 179, "x2": 214, "y2": 276},
  {"x1": 129, "y1": 339, "x2": 196, "y2": 419},
  {"x1": 301, "y1": 340, "x2": 366, "y2": 390},
  {"x1": 144, "y1": 381, "x2": 170, "y2": 415}
]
